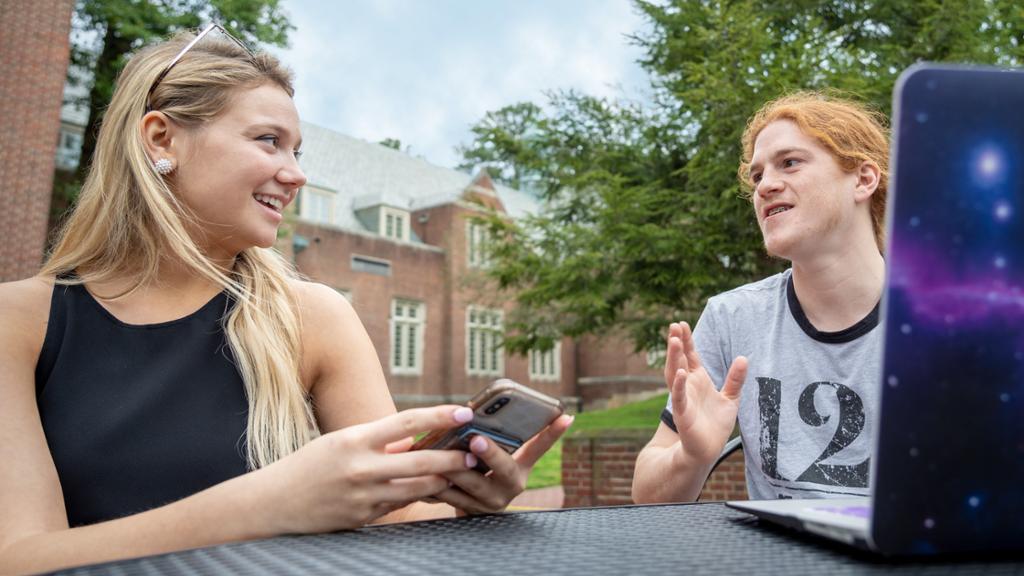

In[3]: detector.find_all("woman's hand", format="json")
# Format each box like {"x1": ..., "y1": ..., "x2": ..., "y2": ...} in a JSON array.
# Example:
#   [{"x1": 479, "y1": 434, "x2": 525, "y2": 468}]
[
  {"x1": 256, "y1": 405, "x2": 479, "y2": 534},
  {"x1": 430, "y1": 414, "x2": 574, "y2": 515}
]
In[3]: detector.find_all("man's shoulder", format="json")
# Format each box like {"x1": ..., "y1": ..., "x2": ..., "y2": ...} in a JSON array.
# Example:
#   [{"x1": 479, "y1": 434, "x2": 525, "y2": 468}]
[{"x1": 706, "y1": 269, "x2": 790, "y2": 309}]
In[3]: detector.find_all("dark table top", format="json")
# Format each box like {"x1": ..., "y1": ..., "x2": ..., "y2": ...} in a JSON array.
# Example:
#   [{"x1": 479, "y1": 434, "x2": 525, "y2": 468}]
[{"x1": 53, "y1": 503, "x2": 1024, "y2": 575}]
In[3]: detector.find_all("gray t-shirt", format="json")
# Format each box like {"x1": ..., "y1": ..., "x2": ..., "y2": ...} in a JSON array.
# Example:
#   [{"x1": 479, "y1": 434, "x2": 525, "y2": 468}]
[{"x1": 662, "y1": 269, "x2": 882, "y2": 500}]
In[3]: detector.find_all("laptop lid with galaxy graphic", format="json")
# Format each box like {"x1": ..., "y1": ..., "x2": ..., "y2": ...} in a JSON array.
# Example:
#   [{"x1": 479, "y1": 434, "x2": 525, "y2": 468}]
[{"x1": 871, "y1": 63, "x2": 1024, "y2": 556}]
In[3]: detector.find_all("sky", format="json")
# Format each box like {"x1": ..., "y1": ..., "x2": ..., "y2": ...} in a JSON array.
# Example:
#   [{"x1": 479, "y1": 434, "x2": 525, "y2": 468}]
[{"x1": 270, "y1": 0, "x2": 653, "y2": 169}]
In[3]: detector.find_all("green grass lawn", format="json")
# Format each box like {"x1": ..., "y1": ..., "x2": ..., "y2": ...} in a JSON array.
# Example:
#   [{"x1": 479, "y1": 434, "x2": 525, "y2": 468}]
[{"x1": 525, "y1": 393, "x2": 666, "y2": 490}]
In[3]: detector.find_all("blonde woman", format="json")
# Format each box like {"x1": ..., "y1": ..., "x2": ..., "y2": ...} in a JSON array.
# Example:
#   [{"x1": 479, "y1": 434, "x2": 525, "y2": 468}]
[{"x1": 0, "y1": 26, "x2": 572, "y2": 574}]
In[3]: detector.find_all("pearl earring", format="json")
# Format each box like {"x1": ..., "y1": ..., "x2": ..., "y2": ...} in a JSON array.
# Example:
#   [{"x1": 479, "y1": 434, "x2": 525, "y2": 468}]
[{"x1": 153, "y1": 158, "x2": 174, "y2": 175}]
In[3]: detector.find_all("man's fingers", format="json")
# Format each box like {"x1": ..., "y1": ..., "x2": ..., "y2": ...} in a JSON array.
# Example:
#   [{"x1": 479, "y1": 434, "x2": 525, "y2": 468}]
[
  {"x1": 664, "y1": 327, "x2": 685, "y2": 388},
  {"x1": 670, "y1": 369, "x2": 688, "y2": 420},
  {"x1": 513, "y1": 414, "x2": 573, "y2": 470},
  {"x1": 721, "y1": 356, "x2": 749, "y2": 401},
  {"x1": 360, "y1": 405, "x2": 473, "y2": 446},
  {"x1": 679, "y1": 322, "x2": 704, "y2": 372}
]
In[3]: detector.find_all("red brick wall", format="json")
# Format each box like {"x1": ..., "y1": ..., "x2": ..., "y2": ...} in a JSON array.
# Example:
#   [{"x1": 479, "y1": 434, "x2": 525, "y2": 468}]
[
  {"x1": 291, "y1": 221, "x2": 447, "y2": 401},
  {"x1": 575, "y1": 334, "x2": 656, "y2": 379},
  {"x1": 562, "y1": 430, "x2": 748, "y2": 508},
  {"x1": 575, "y1": 334, "x2": 663, "y2": 410},
  {"x1": 0, "y1": 0, "x2": 74, "y2": 281},
  {"x1": 697, "y1": 449, "x2": 748, "y2": 502},
  {"x1": 562, "y1": 430, "x2": 650, "y2": 508}
]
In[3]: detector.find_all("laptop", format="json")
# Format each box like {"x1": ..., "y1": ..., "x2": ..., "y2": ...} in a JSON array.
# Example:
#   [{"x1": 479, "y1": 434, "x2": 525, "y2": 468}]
[{"x1": 727, "y1": 63, "x2": 1024, "y2": 556}]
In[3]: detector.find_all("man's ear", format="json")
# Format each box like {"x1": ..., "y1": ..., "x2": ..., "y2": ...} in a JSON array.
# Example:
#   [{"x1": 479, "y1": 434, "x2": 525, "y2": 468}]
[
  {"x1": 140, "y1": 111, "x2": 178, "y2": 165},
  {"x1": 853, "y1": 160, "x2": 881, "y2": 204}
]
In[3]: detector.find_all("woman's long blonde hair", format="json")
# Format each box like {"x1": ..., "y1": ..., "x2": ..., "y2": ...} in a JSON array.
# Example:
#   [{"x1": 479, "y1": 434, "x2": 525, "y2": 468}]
[{"x1": 41, "y1": 29, "x2": 316, "y2": 468}]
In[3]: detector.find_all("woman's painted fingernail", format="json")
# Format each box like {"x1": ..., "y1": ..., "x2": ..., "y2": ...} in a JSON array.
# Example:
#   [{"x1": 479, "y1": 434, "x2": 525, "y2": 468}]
[
  {"x1": 454, "y1": 407, "x2": 474, "y2": 423},
  {"x1": 470, "y1": 435, "x2": 488, "y2": 453},
  {"x1": 465, "y1": 453, "x2": 478, "y2": 468}
]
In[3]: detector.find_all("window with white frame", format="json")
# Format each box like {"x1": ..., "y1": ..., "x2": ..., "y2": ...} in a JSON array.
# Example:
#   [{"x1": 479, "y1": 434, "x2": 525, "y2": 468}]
[
  {"x1": 302, "y1": 186, "x2": 335, "y2": 224},
  {"x1": 466, "y1": 307, "x2": 503, "y2": 376},
  {"x1": 390, "y1": 299, "x2": 424, "y2": 375},
  {"x1": 466, "y1": 220, "x2": 491, "y2": 268},
  {"x1": 381, "y1": 207, "x2": 410, "y2": 241},
  {"x1": 529, "y1": 342, "x2": 561, "y2": 381}
]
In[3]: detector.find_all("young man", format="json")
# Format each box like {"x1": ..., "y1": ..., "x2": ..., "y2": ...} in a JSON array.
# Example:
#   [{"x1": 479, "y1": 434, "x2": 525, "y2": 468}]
[{"x1": 632, "y1": 93, "x2": 890, "y2": 502}]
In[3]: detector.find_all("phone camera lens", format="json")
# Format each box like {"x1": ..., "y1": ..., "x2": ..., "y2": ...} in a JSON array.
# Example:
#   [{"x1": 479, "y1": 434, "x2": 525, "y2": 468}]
[{"x1": 484, "y1": 397, "x2": 510, "y2": 415}]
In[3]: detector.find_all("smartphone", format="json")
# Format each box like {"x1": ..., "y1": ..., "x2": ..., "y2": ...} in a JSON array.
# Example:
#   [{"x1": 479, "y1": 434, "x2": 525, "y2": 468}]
[{"x1": 411, "y1": 379, "x2": 564, "y2": 471}]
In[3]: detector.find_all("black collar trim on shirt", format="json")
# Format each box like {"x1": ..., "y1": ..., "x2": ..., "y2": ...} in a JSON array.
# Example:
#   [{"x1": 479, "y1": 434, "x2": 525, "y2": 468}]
[{"x1": 786, "y1": 273, "x2": 880, "y2": 344}]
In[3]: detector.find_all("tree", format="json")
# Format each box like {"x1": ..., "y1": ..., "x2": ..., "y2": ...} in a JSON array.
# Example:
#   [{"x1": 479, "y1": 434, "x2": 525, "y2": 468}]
[
  {"x1": 460, "y1": 0, "x2": 1024, "y2": 355},
  {"x1": 58, "y1": 0, "x2": 292, "y2": 218},
  {"x1": 455, "y1": 102, "x2": 547, "y2": 193},
  {"x1": 378, "y1": 138, "x2": 403, "y2": 150}
]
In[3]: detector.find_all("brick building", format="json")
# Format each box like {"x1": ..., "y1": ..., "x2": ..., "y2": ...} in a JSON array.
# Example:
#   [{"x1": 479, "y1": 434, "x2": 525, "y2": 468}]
[
  {"x1": 0, "y1": 0, "x2": 74, "y2": 282},
  {"x1": 284, "y1": 122, "x2": 664, "y2": 410}
]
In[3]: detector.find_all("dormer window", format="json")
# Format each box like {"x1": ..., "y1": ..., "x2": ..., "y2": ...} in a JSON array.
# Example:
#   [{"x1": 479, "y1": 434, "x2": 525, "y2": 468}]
[
  {"x1": 301, "y1": 185, "x2": 336, "y2": 225},
  {"x1": 381, "y1": 207, "x2": 410, "y2": 241}
]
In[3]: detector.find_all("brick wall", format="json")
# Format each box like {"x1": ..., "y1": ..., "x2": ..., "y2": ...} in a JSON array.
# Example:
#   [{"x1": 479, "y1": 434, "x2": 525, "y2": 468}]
[
  {"x1": 697, "y1": 449, "x2": 748, "y2": 502},
  {"x1": 562, "y1": 429, "x2": 650, "y2": 508},
  {"x1": 291, "y1": 221, "x2": 448, "y2": 402},
  {"x1": 575, "y1": 334, "x2": 663, "y2": 410},
  {"x1": 0, "y1": 0, "x2": 74, "y2": 281},
  {"x1": 562, "y1": 430, "x2": 748, "y2": 508}
]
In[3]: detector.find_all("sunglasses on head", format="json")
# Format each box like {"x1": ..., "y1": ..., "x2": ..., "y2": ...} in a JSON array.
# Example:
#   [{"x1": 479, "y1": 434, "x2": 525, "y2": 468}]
[{"x1": 145, "y1": 23, "x2": 255, "y2": 113}]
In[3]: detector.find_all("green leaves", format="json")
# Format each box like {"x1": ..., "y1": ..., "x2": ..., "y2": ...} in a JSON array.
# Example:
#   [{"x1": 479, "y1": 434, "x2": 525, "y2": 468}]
[{"x1": 458, "y1": 0, "x2": 1024, "y2": 355}]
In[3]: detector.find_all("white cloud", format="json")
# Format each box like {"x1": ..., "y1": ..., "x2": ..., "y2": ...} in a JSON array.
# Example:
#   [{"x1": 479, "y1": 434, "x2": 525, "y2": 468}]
[{"x1": 273, "y1": 0, "x2": 650, "y2": 169}]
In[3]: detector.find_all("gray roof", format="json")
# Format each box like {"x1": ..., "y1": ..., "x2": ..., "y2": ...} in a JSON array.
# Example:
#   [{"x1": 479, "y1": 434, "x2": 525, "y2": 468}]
[{"x1": 298, "y1": 121, "x2": 539, "y2": 235}]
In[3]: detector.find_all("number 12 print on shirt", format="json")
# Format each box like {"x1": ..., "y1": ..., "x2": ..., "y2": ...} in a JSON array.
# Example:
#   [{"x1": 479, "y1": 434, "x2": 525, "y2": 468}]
[{"x1": 756, "y1": 376, "x2": 870, "y2": 496}]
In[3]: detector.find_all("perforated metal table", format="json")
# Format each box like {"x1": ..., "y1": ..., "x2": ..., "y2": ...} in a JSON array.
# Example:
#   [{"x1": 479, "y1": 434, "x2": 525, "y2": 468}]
[{"x1": 52, "y1": 503, "x2": 1024, "y2": 575}]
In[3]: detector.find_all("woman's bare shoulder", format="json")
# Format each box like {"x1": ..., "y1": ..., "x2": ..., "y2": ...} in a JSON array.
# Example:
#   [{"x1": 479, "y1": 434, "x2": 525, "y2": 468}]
[
  {"x1": 0, "y1": 276, "x2": 54, "y2": 316},
  {"x1": 287, "y1": 278, "x2": 363, "y2": 347},
  {"x1": 287, "y1": 278, "x2": 375, "y2": 395},
  {"x1": 288, "y1": 278, "x2": 356, "y2": 319},
  {"x1": 0, "y1": 275, "x2": 55, "y2": 358}
]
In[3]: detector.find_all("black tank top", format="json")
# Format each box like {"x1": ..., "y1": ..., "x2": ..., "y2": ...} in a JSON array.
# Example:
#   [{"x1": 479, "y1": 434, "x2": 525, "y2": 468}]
[{"x1": 35, "y1": 283, "x2": 250, "y2": 527}]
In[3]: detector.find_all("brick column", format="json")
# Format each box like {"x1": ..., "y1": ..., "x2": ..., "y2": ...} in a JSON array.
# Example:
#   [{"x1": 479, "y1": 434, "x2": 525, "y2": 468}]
[
  {"x1": 562, "y1": 429, "x2": 651, "y2": 508},
  {"x1": 0, "y1": 0, "x2": 74, "y2": 281}
]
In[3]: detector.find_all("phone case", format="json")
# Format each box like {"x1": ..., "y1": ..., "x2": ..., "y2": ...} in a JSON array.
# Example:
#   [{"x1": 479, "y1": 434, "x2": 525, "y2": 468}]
[{"x1": 411, "y1": 379, "x2": 564, "y2": 470}]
